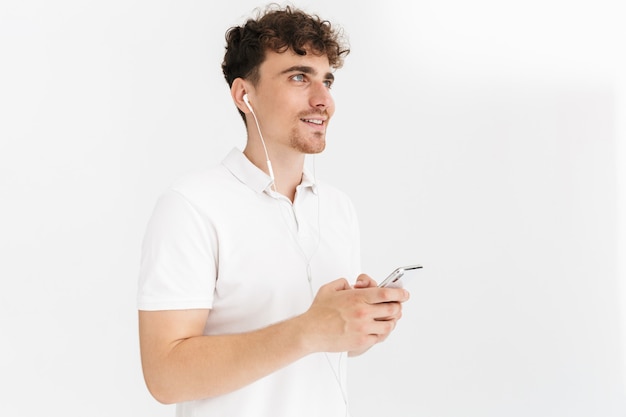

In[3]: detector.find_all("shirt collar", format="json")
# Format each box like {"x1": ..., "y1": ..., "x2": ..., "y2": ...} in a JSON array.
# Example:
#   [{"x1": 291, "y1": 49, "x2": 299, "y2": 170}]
[
  {"x1": 300, "y1": 168, "x2": 319, "y2": 195},
  {"x1": 222, "y1": 147, "x2": 318, "y2": 195}
]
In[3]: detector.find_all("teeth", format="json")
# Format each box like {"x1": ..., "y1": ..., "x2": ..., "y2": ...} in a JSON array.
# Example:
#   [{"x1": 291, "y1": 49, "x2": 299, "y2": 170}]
[{"x1": 303, "y1": 119, "x2": 323, "y2": 125}]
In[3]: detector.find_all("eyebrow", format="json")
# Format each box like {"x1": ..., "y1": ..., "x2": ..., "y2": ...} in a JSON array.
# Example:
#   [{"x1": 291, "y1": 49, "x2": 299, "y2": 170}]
[{"x1": 280, "y1": 65, "x2": 335, "y2": 82}]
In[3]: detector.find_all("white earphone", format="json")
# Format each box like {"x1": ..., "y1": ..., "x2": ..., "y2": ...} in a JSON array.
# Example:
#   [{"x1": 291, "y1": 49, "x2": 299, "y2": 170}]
[
  {"x1": 243, "y1": 93, "x2": 253, "y2": 112},
  {"x1": 242, "y1": 92, "x2": 276, "y2": 189},
  {"x1": 244, "y1": 91, "x2": 346, "y2": 415}
]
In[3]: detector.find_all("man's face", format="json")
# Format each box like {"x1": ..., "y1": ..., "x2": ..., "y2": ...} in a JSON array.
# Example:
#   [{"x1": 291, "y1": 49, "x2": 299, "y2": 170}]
[{"x1": 248, "y1": 48, "x2": 335, "y2": 155}]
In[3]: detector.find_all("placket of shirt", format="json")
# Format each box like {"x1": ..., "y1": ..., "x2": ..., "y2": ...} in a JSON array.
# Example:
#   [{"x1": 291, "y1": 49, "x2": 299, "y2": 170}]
[{"x1": 272, "y1": 186, "x2": 318, "y2": 263}]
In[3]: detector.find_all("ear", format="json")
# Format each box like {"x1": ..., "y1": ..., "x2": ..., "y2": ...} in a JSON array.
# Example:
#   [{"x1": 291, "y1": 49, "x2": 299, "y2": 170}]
[{"x1": 231, "y1": 78, "x2": 252, "y2": 114}]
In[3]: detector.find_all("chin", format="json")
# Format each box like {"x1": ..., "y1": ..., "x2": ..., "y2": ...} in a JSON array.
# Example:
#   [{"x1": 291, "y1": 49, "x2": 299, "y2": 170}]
[
  {"x1": 305, "y1": 142, "x2": 326, "y2": 154},
  {"x1": 291, "y1": 136, "x2": 326, "y2": 154}
]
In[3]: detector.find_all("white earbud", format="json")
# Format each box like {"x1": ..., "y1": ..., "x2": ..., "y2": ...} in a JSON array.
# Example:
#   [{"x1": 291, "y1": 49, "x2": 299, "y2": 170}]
[
  {"x1": 242, "y1": 92, "x2": 276, "y2": 189},
  {"x1": 243, "y1": 93, "x2": 253, "y2": 112}
]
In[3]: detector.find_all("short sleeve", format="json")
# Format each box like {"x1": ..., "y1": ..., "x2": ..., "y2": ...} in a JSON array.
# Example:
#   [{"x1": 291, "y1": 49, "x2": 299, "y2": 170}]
[{"x1": 137, "y1": 189, "x2": 217, "y2": 311}]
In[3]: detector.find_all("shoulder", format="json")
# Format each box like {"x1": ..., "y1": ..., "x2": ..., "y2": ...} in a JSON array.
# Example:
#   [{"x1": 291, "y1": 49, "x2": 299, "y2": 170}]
[
  {"x1": 315, "y1": 178, "x2": 354, "y2": 203},
  {"x1": 315, "y1": 180, "x2": 359, "y2": 218},
  {"x1": 162, "y1": 164, "x2": 237, "y2": 210}
]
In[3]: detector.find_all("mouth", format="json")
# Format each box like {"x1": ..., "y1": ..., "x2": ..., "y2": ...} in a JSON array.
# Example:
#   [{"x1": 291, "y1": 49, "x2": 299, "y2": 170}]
[{"x1": 300, "y1": 117, "x2": 326, "y2": 127}]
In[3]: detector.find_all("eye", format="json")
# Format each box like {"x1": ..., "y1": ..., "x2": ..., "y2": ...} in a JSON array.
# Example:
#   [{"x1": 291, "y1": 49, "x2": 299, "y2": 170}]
[
  {"x1": 323, "y1": 79, "x2": 333, "y2": 89},
  {"x1": 291, "y1": 74, "x2": 306, "y2": 82}
]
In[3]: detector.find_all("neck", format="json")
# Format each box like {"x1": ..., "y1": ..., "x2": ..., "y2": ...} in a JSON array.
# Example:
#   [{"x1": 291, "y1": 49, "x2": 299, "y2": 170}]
[{"x1": 243, "y1": 143, "x2": 305, "y2": 202}]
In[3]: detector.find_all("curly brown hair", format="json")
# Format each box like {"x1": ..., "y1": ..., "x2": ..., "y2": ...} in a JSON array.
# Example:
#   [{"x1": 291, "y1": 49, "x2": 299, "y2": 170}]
[{"x1": 222, "y1": 4, "x2": 350, "y2": 95}]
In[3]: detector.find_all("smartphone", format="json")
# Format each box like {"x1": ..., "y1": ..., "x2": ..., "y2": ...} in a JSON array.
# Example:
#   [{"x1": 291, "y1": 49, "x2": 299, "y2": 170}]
[{"x1": 378, "y1": 264, "x2": 423, "y2": 288}]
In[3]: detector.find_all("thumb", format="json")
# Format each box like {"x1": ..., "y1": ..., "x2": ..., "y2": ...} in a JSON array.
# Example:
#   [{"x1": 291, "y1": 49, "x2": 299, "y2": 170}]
[{"x1": 353, "y1": 273, "x2": 376, "y2": 288}]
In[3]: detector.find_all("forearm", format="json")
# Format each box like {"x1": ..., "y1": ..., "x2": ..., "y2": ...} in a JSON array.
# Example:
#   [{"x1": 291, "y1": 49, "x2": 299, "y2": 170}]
[
  {"x1": 140, "y1": 313, "x2": 312, "y2": 404},
  {"x1": 139, "y1": 280, "x2": 408, "y2": 404}
]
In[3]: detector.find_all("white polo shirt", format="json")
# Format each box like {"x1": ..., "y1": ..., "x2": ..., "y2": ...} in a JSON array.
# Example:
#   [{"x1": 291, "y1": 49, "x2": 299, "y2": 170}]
[{"x1": 138, "y1": 148, "x2": 361, "y2": 417}]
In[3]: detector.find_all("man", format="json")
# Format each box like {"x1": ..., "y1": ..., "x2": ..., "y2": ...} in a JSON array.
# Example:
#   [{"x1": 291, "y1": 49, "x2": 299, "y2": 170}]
[{"x1": 137, "y1": 5, "x2": 409, "y2": 416}]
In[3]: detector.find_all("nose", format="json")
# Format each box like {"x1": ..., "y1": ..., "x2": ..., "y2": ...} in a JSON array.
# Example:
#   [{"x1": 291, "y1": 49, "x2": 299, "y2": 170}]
[{"x1": 309, "y1": 81, "x2": 334, "y2": 112}]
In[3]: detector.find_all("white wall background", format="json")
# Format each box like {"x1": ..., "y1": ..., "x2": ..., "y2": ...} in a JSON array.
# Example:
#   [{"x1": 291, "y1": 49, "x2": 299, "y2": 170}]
[{"x1": 1, "y1": 1, "x2": 624, "y2": 416}]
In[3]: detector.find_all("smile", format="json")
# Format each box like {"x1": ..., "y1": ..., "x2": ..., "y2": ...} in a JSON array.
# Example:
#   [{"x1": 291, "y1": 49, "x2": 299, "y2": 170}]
[{"x1": 301, "y1": 118, "x2": 324, "y2": 125}]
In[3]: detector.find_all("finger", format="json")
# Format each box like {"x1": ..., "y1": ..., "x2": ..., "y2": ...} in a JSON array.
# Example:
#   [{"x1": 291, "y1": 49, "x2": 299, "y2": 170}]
[
  {"x1": 366, "y1": 317, "x2": 397, "y2": 338},
  {"x1": 374, "y1": 307, "x2": 403, "y2": 322},
  {"x1": 322, "y1": 277, "x2": 351, "y2": 292},
  {"x1": 362, "y1": 287, "x2": 410, "y2": 304},
  {"x1": 353, "y1": 273, "x2": 376, "y2": 288},
  {"x1": 371, "y1": 301, "x2": 403, "y2": 321}
]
